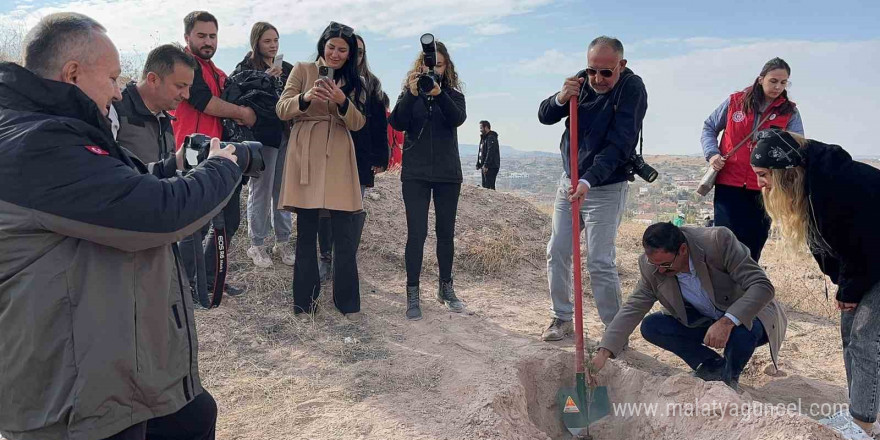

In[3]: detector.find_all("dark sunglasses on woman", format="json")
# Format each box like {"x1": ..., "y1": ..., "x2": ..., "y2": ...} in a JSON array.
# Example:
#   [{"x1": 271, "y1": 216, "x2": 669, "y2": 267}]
[{"x1": 328, "y1": 21, "x2": 354, "y2": 37}]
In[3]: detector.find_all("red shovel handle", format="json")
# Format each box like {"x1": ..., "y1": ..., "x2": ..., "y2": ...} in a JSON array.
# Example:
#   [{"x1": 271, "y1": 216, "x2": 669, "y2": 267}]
[{"x1": 569, "y1": 97, "x2": 585, "y2": 374}]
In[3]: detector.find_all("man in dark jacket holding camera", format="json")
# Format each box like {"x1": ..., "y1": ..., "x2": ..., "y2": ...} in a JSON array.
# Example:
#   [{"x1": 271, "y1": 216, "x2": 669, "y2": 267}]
[
  {"x1": 0, "y1": 13, "x2": 241, "y2": 440},
  {"x1": 537, "y1": 36, "x2": 648, "y2": 341},
  {"x1": 476, "y1": 120, "x2": 500, "y2": 190}
]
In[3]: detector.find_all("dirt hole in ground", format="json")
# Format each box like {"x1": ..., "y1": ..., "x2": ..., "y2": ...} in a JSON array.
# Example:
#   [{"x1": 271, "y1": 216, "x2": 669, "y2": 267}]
[
  {"x1": 509, "y1": 352, "x2": 838, "y2": 440},
  {"x1": 516, "y1": 352, "x2": 577, "y2": 439}
]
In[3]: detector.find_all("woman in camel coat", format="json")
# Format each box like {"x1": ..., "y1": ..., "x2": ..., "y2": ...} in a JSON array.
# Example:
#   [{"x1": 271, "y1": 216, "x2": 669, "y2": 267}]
[{"x1": 276, "y1": 21, "x2": 365, "y2": 316}]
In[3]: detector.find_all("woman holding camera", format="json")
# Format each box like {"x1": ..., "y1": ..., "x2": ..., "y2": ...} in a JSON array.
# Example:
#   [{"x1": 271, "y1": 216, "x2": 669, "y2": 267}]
[
  {"x1": 749, "y1": 129, "x2": 880, "y2": 438},
  {"x1": 276, "y1": 21, "x2": 365, "y2": 316},
  {"x1": 389, "y1": 40, "x2": 467, "y2": 321},
  {"x1": 700, "y1": 57, "x2": 803, "y2": 262},
  {"x1": 232, "y1": 21, "x2": 295, "y2": 269}
]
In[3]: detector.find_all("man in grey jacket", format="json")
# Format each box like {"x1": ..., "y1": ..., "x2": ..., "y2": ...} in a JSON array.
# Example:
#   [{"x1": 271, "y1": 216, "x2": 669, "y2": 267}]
[
  {"x1": 115, "y1": 43, "x2": 196, "y2": 163},
  {"x1": 588, "y1": 223, "x2": 787, "y2": 390},
  {"x1": 0, "y1": 13, "x2": 241, "y2": 440}
]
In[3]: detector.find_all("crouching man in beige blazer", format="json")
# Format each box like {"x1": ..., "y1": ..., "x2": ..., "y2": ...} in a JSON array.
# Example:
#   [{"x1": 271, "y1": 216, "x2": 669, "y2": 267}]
[{"x1": 589, "y1": 223, "x2": 787, "y2": 390}]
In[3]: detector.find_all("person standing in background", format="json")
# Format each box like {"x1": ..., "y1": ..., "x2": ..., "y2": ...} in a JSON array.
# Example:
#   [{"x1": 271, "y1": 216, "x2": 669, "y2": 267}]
[{"x1": 476, "y1": 120, "x2": 500, "y2": 190}]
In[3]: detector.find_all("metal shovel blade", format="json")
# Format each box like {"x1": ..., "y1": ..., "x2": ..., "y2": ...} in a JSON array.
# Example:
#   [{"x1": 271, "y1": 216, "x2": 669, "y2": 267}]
[{"x1": 557, "y1": 379, "x2": 611, "y2": 436}]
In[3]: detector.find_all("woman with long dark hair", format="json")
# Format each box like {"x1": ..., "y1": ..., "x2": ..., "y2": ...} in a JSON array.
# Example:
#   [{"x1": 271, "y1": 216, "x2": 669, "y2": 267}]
[
  {"x1": 316, "y1": 34, "x2": 390, "y2": 280},
  {"x1": 700, "y1": 57, "x2": 804, "y2": 262},
  {"x1": 389, "y1": 41, "x2": 467, "y2": 320},
  {"x1": 750, "y1": 128, "x2": 880, "y2": 439},
  {"x1": 276, "y1": 21, "x2": 365, "y2": 317},
  {"x1": 232, "y1": 21, "x2": 295, "y2": 269}
]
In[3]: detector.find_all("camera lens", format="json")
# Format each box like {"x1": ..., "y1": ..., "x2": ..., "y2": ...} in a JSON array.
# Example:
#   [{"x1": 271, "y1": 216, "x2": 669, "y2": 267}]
[
  {"x1": 417, "y1": 75, "x2": 436, "y2": 94},
  {"x1": 420, "y1": 33, "x2": 434, "y2": 46}
]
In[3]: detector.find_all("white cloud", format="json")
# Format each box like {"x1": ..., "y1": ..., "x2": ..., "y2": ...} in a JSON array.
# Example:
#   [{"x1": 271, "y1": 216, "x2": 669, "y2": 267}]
[
  {"x1": 0, "y1": 0, "x2": 552, "y2": 52},
  {"x1": 473, "y1": 22, "x2": 515, "y2": 36},
  {"x1": 513, "y1": 49, "x2": 582, "y2": 75},
  {"x1": 636, "y1": 39, "x2": 880, "y2": 157}
]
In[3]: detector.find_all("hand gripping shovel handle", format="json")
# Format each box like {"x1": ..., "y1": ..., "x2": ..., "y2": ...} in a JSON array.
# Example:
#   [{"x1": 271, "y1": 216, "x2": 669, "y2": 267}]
[{"x1": 569, "y1": 97, "x2": 585, "y2": 374}]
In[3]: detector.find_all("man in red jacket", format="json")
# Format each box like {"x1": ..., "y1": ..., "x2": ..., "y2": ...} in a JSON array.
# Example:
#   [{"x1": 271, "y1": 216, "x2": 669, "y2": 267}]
[{"x1": 174, "y1": 11, "x2": 256, "y2": 300}]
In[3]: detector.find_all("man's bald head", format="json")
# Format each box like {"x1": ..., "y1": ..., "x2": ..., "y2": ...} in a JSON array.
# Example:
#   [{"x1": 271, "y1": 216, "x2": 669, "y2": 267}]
[
  {"x1": 23, "y1": 12, "x2": 122, "y2": 116},
  {"x1": 23, "y1": 12, "x2": 107, "y2": 79}
]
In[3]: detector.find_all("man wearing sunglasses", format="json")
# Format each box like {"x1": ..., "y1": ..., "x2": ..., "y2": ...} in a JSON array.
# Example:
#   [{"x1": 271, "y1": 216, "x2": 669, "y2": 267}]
[
  {"x1": 587, "y1": 223, "x2": 788, "y2": 391},
  {"x1": 538, "y1": 36, "x2": 648, "y2": 342}
]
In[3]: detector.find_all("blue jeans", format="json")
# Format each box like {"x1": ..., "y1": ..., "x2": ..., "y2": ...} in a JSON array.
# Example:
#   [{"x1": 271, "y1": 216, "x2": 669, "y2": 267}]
[
  {"x1": 842, "y1": 280, "x2": 880, "y2": 424},
  {"x1": 247, "y1": 140, "x2": 292, "y2": 246},
  {"x1": 640, "y1": 306, "x2": 769, "y2": 383}
]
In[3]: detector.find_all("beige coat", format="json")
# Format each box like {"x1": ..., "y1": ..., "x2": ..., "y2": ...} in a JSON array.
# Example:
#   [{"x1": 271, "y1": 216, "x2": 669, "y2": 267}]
[
  {"x1": 599, "y1": 227, "x2": 788, "y2": 368},
  {"x1": 276, "y1": 60, "x2": 365, "y2": 212}
]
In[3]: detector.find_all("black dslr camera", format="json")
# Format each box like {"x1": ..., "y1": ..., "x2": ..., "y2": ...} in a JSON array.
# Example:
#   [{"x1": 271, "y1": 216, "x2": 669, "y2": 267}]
[
  {"x1": 624, "y1": 154, "x2": 658, "y2": 183},
  {"x1": 417, "y1": 33, "x2": 441, "y2": 95},
  {"x1": 182, "y1": 134, "x2": 266, "y2": 178}
]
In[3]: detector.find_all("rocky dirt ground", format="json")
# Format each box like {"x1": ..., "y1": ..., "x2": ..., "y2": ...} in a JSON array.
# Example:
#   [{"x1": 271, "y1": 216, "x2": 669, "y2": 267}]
[{"x1": 196, "y1": 173, "x2": 850, "y2": 439}]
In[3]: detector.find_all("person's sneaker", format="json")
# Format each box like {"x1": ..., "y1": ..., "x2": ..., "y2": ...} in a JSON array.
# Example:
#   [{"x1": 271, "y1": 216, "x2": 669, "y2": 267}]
[
  {"x1": 246, "y1": 245, "x2": 272, "y2": 268},
  {"x1": 541, "y1": 318, "x2": 573, "y2": 341},
  {"x1": 820, "y1": 411, "x2": 874, "y2": 440},
  {"x1": 436, "y1": 280, "x2": 464, "y2": 312},
  {"x1": 273, "y1": 242, "x2": 295, "y2": 266},
  {"x1": 224, "y1": 283, "x2": 246, "y2": 297},
  {"x1": 406, "y1": 285, "x2": 422, "y2": 321}
]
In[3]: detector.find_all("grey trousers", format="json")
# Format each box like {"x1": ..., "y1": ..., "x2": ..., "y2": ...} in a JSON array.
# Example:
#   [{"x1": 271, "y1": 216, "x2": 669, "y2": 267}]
[
  {"x1": 842, "y1": 280, "x2": 880, "y2": 424},
  {"x1": 247, "y1": 141, "x2": 292, "y2": 246},
  {"x1": 547, "y1": 174, "x2": 628, "y2": 325}
]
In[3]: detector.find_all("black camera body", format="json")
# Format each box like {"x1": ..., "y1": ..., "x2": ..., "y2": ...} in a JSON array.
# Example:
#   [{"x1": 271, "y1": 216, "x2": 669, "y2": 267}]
[
  {"x1": 417, "y1": 33, "x2": 440, "y2": 95},
  {"x1": 624, "y1": 154, "x2": 658, "y2": 183},
  {"x1": 182, "y1": 134, "x2": 266, "y2": 178}
]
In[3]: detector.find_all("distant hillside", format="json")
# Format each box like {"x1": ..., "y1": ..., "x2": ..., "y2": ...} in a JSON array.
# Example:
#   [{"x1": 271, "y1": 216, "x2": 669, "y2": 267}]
[{"x1": 458, "y1": 143, "x2": 558, "y2": 159}]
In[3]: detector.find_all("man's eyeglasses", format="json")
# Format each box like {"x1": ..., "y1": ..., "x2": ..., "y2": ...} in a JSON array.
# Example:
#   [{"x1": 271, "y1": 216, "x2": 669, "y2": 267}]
[
  {"x1": 650, "y1": 248, "x2": 679, "y2": 269},
  {"x1": 328, "y1": 21, "x2": 354, "y2": 38},
  {"x1": 585, "y1": 64, "x2": 619, "y2": 78}
]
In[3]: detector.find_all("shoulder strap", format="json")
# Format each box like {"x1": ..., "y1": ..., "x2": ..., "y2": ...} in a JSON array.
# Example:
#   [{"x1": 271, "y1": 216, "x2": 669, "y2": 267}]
[
  {"x1": 721, "y1": 111, "x2": 774, "y2": 160},
  {"x1": 612, "y1": 75, "x2": 644, "y2": 156}
]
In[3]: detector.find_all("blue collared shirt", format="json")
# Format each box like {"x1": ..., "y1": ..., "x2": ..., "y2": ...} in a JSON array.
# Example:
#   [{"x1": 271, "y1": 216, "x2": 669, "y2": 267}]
[{"x1": 675, "y1": 257, "x2": 741, "y2": 326}]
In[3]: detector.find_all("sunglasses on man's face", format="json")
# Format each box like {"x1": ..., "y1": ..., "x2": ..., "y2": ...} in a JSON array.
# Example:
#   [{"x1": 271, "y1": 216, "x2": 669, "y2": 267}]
[
  {"x1": 328, "y1": 21, "x2": 354, "y2": 38},
  {"x1": 585, "y1": 65, "x2": 618, "y2": 78}
]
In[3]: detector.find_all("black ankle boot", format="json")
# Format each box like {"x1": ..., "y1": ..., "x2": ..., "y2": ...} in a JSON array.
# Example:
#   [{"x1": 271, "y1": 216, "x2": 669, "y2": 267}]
[
  {"x1": 406, "y1": 285, "x2": 422, "y2": 320},
  {"x1": 437, "y1": 279, "x2": 464, "y2": 312}
]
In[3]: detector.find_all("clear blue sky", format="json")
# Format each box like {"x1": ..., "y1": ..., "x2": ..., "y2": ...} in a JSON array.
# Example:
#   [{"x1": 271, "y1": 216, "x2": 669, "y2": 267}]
[{"x1": 2, "y1": 0, "x2": 878, "y2": 155}]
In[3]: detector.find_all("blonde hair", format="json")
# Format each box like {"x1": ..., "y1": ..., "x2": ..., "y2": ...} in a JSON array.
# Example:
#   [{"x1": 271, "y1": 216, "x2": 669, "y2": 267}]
[
  {"x1": 760, "y1": 132, "x2": 820, "y2": 254},
  {"x1": 401, "y1": 41, "x2": 462, "y2": 92}
]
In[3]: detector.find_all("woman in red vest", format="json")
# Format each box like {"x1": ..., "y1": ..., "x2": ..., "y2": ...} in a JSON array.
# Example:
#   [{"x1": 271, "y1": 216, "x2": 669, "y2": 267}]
[{"x1": 700, "y1": 57, "x2": 803, "y2": 262}]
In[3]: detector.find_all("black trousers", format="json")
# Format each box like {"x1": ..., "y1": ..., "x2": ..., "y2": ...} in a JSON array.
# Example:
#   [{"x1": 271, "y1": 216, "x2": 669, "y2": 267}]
[
  {"x1": 180, "y1": 183, "x2": 243, "y2": 291},
  {"x1": 713, "y1": 184, "x2": 770, "y2": 262},
  {"x1": 293, "y1": 208, "x2": 360, "y2": 314},
  {"x1": 101, "y1": 391, "x2": 217, "y2": 440},
  {"x1": 402, "y1": 180, "x2": 461, "y2": 287},
  {"x1": 482, "y1": 168, "x2": 499, "y2": 190}
]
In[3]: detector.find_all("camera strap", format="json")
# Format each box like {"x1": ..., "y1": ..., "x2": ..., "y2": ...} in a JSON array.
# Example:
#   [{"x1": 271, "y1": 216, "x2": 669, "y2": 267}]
[{"x1": 611, "y1": 75, "x2": 644, "y2": 157}]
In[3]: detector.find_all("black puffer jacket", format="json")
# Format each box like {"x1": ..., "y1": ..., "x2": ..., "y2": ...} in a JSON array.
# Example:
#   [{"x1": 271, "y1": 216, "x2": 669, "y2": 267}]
[
  {"x1": 803, "y1": 140, "x2": 880, "y2": 303},
  {"x1": 353, "y1": 92, "x2": 390, "y2": 187},
  {"x1": 227, "y1": 55, "x2": 294, "y2": 147},
  {"x1": 389, "y1": 87, "x2": 467, "y2": 183}
]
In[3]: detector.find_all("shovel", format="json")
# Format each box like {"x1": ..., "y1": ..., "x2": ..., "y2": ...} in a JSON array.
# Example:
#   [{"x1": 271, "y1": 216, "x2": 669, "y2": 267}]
[{"x1": 556, "y1": 96, "x2": 611, "y2": 438}]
